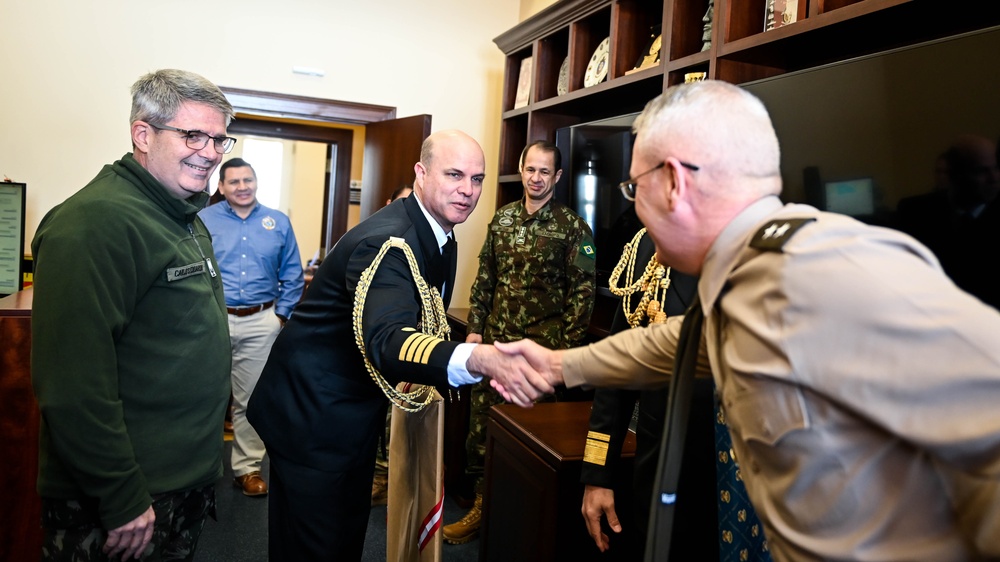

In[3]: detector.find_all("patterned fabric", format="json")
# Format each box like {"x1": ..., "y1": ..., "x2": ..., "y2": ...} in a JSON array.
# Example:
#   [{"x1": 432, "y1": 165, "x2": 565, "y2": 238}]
[
  {"x1": 716, "y1": 399, "x2": 772, "y2": 562},
  {"x1": 464, "y1": 198, "x2": 596, "y2": 492},
  {"x1": 41, "y1": 486, "x2": 216, "y2": 561},
  {"x1": 466, "y1": 198, "x2": 596, "y2": 349}
]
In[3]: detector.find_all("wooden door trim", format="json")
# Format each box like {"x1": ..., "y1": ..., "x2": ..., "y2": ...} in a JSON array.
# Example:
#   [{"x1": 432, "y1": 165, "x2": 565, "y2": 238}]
[
  {"x1": 220, "y1": 87, "x2": 397, "y2": 124},
  {"x1": 218, "y1": 87, "x2": 399, "y2": 248}
]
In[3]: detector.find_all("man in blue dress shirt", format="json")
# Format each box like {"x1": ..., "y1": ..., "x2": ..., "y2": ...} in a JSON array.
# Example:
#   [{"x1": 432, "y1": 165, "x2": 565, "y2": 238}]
[{"x1": 199, "y1": 157, "x2": 305, "y2": 496}]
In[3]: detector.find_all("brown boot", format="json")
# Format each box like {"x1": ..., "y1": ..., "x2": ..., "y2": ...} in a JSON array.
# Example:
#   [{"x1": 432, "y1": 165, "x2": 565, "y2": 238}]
[
  {"x1": 371, "y1": 473, "x2": 388, "y2": 507},
  {"x1": 443, "y1": 493, "x2": 482, "y2": 544}
]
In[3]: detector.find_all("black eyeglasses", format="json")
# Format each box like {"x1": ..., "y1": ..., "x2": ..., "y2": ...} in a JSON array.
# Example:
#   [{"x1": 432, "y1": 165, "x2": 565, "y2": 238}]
[
  {"x1": 618, "y1": 160, "x2": 699, "y2": 201},
  {"x1": 149, "y1": 123, "x2": 237, "y2": 154}
]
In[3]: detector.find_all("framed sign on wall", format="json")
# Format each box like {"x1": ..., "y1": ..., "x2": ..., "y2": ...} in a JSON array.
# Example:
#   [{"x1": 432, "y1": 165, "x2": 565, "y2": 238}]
[{"x1": 0, "y1": 182, "x2": 27, "y2": 297}]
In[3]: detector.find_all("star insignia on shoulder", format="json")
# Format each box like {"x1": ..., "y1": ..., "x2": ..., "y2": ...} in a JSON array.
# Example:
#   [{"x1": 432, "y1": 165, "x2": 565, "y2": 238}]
[{"x1": 750, "y1": 218, "x2": 816, "y2": 252}]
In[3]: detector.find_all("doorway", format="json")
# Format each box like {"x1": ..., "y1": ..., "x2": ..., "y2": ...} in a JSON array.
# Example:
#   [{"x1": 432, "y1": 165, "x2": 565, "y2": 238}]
[{"x1": 221, "y1": 87, "x2": 396, "y2": 253}]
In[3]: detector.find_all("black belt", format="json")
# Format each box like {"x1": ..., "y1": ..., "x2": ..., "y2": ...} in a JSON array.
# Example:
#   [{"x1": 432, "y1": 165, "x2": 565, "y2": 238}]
[{"x1": 227, "y1": 301, "x2": 274, "y2": 317}]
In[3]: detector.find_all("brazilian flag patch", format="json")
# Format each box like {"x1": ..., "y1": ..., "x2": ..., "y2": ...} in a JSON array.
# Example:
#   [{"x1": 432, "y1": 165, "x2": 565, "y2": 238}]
[{"x1": 580, "y1": 243, "x2": 596, "y2": 260}]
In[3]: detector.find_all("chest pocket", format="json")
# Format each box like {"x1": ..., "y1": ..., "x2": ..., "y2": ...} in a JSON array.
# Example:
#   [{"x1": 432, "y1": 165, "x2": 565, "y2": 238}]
[
  {"x1": 725, "y1": 382, "x2": 808, "y2": 448},
  {"x1": 529, "y1": 228, "x2": 571, "y2": 282}
]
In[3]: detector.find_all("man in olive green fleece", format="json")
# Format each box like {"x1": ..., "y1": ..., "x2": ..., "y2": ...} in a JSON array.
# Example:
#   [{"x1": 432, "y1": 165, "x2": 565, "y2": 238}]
[{"x1": 31, "y1": 69, "x2": 235, "y2": 561}]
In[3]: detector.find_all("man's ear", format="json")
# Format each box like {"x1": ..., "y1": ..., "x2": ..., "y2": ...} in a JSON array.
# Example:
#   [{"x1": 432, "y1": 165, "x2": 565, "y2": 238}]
[
  {"x1": 664, "y1": 157, "x2": 687, "y2": 211},
  {"x1": 414, "y1": 161, "x2": 426, "y2": 183},
  {"x1": 553, "y1": 169, "x2": 563, "y2": 184},
  {"x1": 131, "y1": 121, "x2": 152, "y2": 154}
]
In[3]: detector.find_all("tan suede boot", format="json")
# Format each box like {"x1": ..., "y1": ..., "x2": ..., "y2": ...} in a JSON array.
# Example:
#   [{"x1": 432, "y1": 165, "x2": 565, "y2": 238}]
[{"x1": 442, "y1": 493, "x2": 482, "y2": 544}]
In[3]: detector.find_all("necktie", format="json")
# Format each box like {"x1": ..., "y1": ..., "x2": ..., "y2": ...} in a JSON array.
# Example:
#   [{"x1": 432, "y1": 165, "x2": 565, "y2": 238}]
[
  {"x1": 646, "y1": 295, "x2": 705, "y2": 561},
  {"x1": 645, "y1": 296, "x2": 772, "y2": 561},
  {"x1": 432, "y1": 236, "x2": 455, "y2": 296},
  {"x1": 441, "y1": 236, "x2": 455, "y2": 259}
]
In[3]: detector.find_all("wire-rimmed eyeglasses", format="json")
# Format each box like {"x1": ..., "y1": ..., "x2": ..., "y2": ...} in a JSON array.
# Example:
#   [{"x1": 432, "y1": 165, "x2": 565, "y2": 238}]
[
  {"x1": 149, "y1": 123, "x2": 237, "y2": 154},
  {"x1": 618, "y1": 160, "x2": 699, "y2": 201}
]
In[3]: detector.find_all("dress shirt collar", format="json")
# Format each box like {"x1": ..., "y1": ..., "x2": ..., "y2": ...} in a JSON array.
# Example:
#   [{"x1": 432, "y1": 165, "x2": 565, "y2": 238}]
[
  {"x1": 412, "y1": 193, "x2": 452, "y2": 250},
  {"x1": 700, "y1": 195, "x2": 785, "y2": 312},
  {"x1": 218, "y1": 199, "x2": 261, "y2": 219}
]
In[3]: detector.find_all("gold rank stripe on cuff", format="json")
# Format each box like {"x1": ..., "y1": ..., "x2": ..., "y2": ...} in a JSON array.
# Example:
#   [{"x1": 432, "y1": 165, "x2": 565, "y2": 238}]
[
  {"x1": 583, "y1": 431, "x2": 611, "y2": 466},
  {"x1": 399, "y1": 332, "x2": 443, "y2": 365}
]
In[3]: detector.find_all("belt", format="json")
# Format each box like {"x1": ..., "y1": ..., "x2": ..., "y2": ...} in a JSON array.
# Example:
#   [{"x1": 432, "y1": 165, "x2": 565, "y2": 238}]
[{"x1": 227, "y1": 301, "x2": 274, "y2": 317}]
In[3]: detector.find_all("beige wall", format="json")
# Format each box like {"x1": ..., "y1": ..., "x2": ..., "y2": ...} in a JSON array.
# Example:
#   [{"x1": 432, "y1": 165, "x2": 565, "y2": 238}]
[
  {"x1": 288, "y1": 141, "x2": 328, "y2": 265},
  {"x1": 0, "y1": 0, "x2": 522, "y2": 307},
  {"x1": 520, "y1": 0, "x2": 558, "y2": 20}
]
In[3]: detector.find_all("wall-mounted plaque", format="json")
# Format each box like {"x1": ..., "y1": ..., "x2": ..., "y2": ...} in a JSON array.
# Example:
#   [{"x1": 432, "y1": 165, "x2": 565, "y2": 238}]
[
  {"x1": 765, "y1": 0, "x2": 805, "y2": 31},
  {"x1": 513, "y1": 56, "x2": 533, "y2": 109},
  {"x1": 0, "y1": 182, "x2": 27, "y2": 297}
]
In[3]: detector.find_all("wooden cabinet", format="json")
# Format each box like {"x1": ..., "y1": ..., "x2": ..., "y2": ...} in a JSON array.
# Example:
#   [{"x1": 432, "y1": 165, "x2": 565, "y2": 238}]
[
  {"x1": 0, "y1": 289, "x2": 42, "y2": 562},
  {"x1": 481, "y1": 402, "x2": 637, "y2": 562},
  {"x1": 492, "y1": 0, "x2": 1000, "y2": 208}
]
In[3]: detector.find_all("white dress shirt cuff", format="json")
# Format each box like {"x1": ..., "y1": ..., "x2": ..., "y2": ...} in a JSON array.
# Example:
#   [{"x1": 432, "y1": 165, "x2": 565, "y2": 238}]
[{"x1": 447, "y1": 343, "x2": 482, "y2": 386}]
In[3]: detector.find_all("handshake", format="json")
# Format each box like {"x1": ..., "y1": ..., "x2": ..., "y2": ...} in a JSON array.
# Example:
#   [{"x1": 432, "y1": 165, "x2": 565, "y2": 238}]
[{"x1": 466, "y1": 340, "x2": 565, "y2": 407}]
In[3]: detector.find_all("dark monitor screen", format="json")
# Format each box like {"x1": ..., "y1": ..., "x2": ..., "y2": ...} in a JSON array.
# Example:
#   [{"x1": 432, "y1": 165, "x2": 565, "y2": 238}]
[{"x1": 742, "y1": 25, "x2": 1000, "y2": 222}]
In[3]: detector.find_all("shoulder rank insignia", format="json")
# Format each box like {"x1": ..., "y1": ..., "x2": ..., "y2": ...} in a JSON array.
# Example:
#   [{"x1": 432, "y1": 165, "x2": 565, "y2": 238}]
[{"x1": 750, "y1": 218, "x2": 816, "y2": 251}]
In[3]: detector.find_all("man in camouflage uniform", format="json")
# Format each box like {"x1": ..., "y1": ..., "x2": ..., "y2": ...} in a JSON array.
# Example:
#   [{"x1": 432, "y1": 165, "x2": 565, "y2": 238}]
[{"x1": 442, "y1": 140, "x2": 596, "y2": 544}]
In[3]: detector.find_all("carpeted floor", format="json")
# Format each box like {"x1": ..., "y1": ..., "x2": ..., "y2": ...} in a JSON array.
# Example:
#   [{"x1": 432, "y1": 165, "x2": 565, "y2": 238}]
[{"x1": 193, "y1": 439, "x2": 479, "y2": 561}]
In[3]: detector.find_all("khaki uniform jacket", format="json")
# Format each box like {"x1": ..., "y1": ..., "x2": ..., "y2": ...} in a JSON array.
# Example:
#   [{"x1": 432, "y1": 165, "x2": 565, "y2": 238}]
[{"x1": 563, "y1": 195, "x2": 1000, "y2": 561}]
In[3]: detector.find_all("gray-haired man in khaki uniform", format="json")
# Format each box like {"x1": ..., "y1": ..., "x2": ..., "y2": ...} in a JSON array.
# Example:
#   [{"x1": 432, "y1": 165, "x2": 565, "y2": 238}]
[{"x1": 497, "y1": 80, "x2": 1000, "y2": 561}]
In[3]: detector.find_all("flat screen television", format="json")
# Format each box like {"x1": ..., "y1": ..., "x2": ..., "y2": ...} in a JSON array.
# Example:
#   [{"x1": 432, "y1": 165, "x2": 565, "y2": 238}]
[
  {"x1": 556, "y1": 25, "x2": 1000, "y2": 299},
  {"x1": 742, "y1": 25, "x2": 1000, "y2": 223}
]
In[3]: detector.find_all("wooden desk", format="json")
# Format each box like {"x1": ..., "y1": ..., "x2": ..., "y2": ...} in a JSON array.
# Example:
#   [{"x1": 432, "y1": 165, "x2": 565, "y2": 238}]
[
  {"x1": 482, "y1": 401, "x2": 638, "y2": 562},
  {"x1": 0, "y1": 289, "x2": 42, "y2": 561}
]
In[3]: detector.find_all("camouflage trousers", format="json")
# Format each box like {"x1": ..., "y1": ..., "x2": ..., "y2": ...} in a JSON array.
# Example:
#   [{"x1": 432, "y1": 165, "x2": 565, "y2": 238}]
[
  {"x1": 374, "y1": 403, "x2": 392, "y2": 478},
  {"x1": 464, "y1": 379, "x2": 507, "y2": 493},
  {"x1": 41, "y1": 485, "x2": 216, "y2": 561}
]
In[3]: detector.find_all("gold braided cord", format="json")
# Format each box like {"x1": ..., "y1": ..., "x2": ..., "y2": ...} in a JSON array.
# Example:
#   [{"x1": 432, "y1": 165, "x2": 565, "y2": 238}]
[
  {"x1": 352, "y1": 237, "x2": 451, "y2": 412},
  {"x1": 607, "y1": 228, "x2": 672, "y2": 328}
]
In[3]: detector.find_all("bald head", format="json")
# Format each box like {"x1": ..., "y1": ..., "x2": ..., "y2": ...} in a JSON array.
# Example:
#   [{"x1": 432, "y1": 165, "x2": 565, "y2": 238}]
[{"x1": 413, "y1": 130, "x2": 486, "y2": 231}]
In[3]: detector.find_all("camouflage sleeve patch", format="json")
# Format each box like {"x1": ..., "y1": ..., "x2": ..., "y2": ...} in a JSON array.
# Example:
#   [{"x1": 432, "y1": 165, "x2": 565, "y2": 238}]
[{"x1": 575, "y1": 236, "x2": 597, "y2": 272}]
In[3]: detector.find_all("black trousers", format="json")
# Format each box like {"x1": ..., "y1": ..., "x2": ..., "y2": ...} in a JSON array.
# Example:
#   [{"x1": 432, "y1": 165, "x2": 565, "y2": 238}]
[{"x1": 268, "y1": 453, "x2": 374, "y2": 561}]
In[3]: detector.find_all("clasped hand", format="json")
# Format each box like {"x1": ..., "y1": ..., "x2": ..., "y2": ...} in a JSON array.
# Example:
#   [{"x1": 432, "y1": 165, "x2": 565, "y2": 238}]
[{"x1": 466, "y1": 339, "x2": 563, "y2": 407}]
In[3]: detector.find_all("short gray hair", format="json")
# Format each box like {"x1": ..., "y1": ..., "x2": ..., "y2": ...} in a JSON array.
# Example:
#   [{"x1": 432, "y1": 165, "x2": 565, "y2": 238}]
[
  {"x1": 129, "y1": 69, "x2": 234, "y2": 127},
  {"x1": 633, "y1": 80, "x2": 780, "y2": 183}
]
